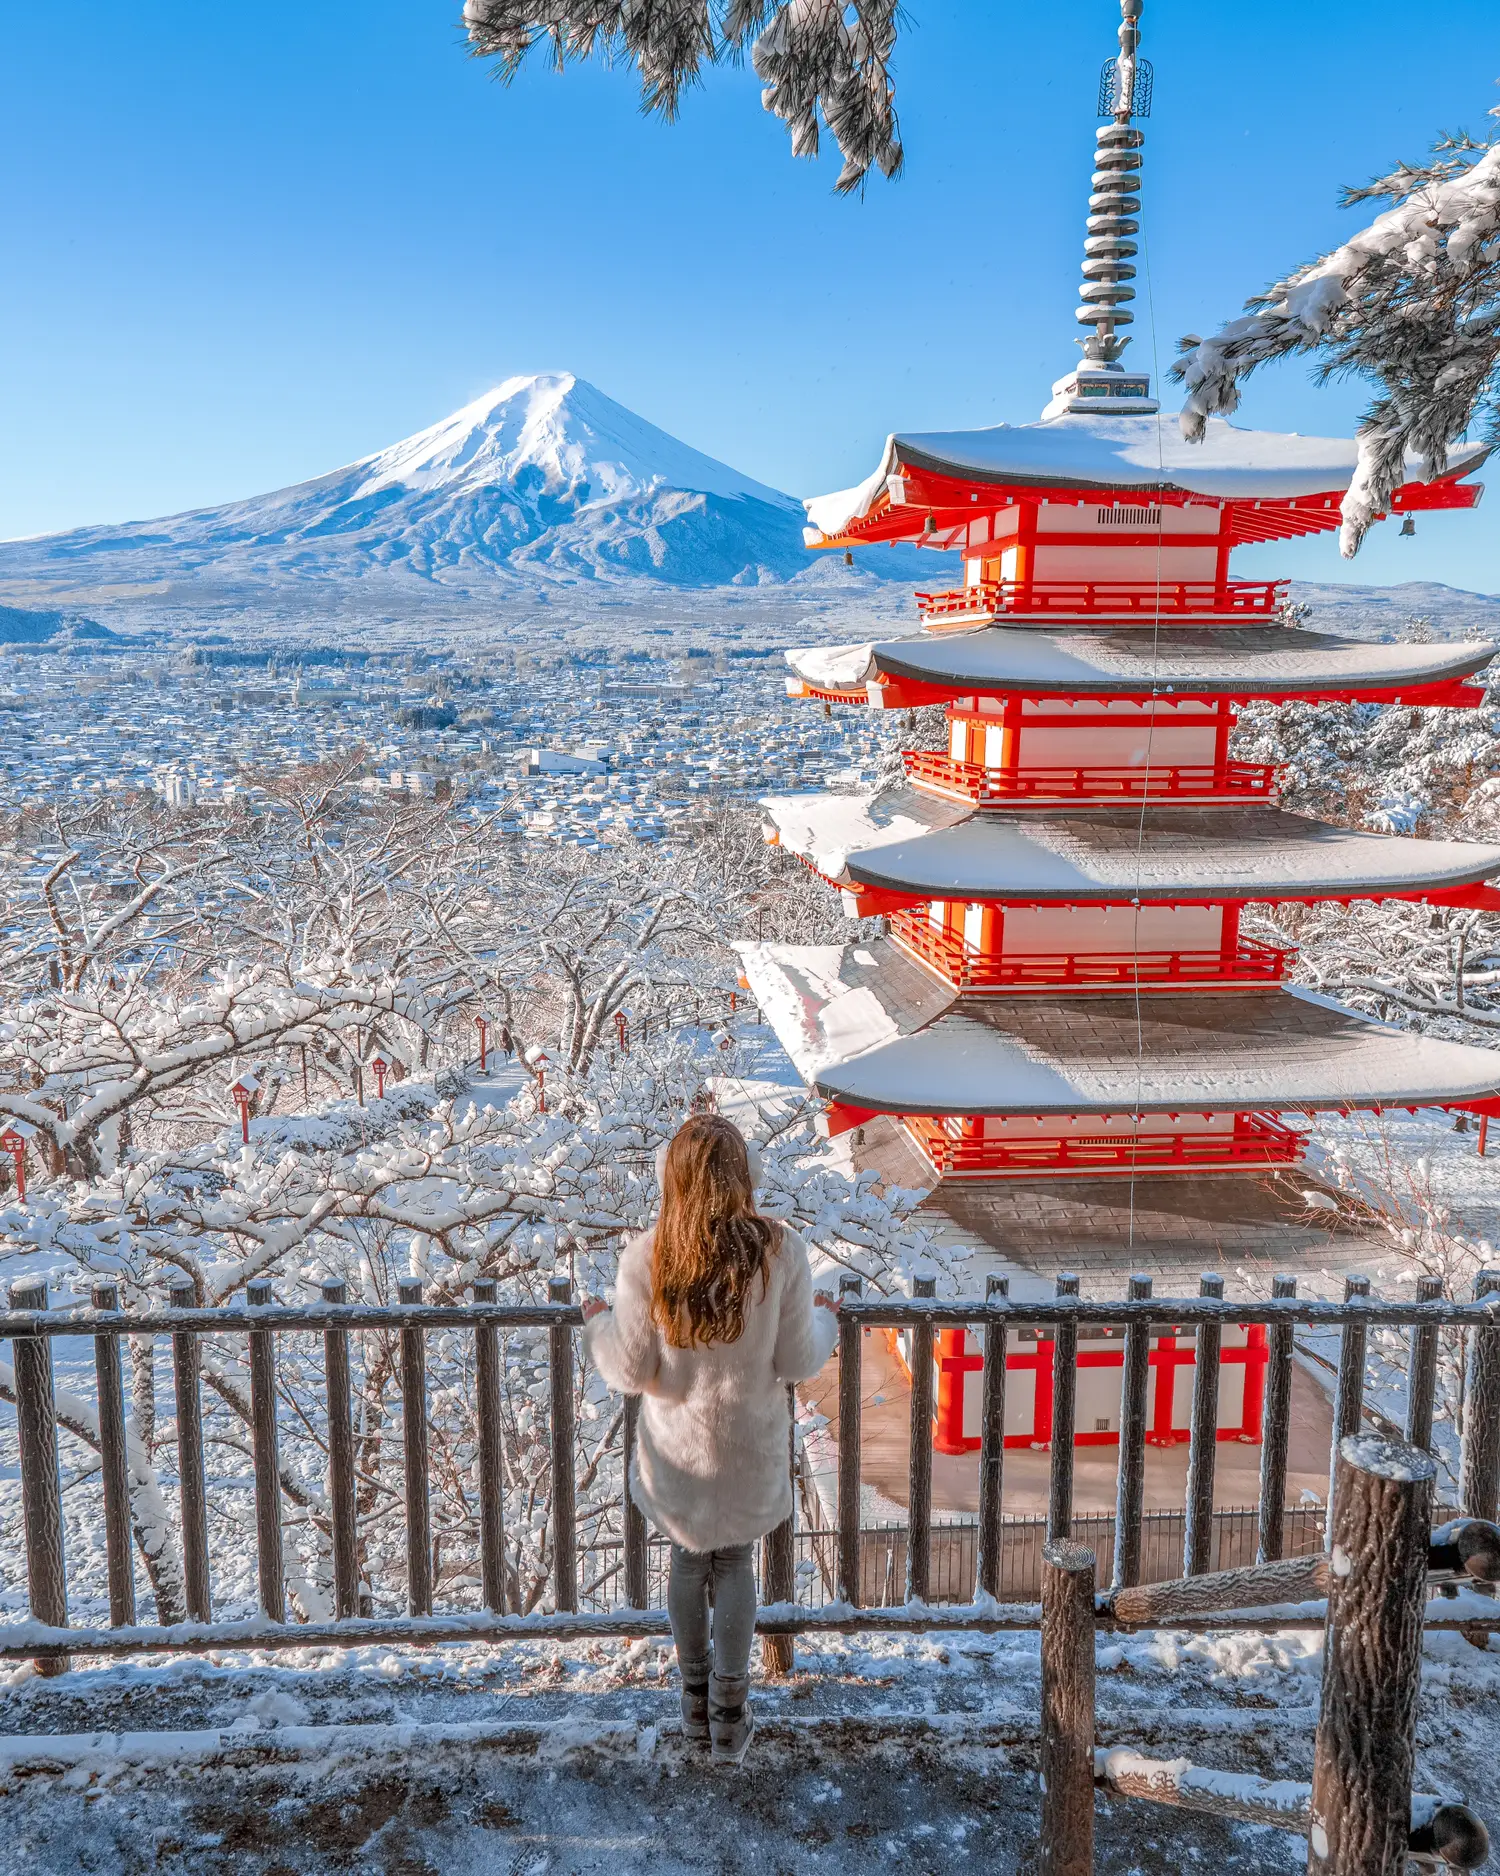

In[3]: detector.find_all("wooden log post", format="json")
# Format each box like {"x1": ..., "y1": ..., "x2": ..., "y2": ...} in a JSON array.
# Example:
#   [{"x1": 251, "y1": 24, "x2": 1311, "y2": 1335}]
[
  {"x1": 1459, "y1": 1269, "x2": 1500, "y2": 1523},
  {"x1": 1404, "y1": 1275, "x2": 1442, "y2": 1455},
  {"x1": 1049, "y1": 1275, "x2": 1080, "y2": 1543},
  {"x1": 548, "y1": 1276, "x2": 578, "y2": 1615},
  {"x1": 9, "y1": 1280, "x2": 70, "y2": 1675},
  {"x1": 1112, "y1": 1274, "x2": 1152, "y2": 1592},
  {"x1": 1327, "y1": 1274, "x2": 1371, "y2": 1542},
  {"x1": 836, "y1": 1275, "x2": 863, "y2": 1607},
  {"x1": 761, "y1": 1383, "x2": 797, "y2": 1678},
  {"x1": 1039, "y1": 1539, "x2": 1096, "y2": 1876},
  {"x1": 1112, "y1": 1553, "x2": 1331, "y2": 1628},
  {"x1": 471, "y1": 1278, "x2": 509, "y2": 1616},
  {"x1": 321, "y1": 1279, "x2": 360, "y2": 1622},
  {"x1": 907, "y1": 1273, "x2": 936, "y2": 1602},
  {"x1": 622, "y1": 1395, "x2": 648, "y2": 1610},
  {"x1": 398, "y1": 1277, "x2": 434, "y2": 1617},
  {"x1": 977, "y1": 1274, "x2": 1009, "y2": 1602},
  {"x1": 245, "y1": 1278, "x2": 286, "y2": 1623},
  {"x1": 1308, "y1": 1433, "x2": 1435, "y2": 1876},
  {"x1": 168, "y1": 1279, "x2": 213, "y2": 1622},
  {"x1": 1257, "y1": 1274, "x2": 1297, "y2": 1564},
  {"x1": 91, "y1": 1280, "x2": 136, "y2": 1627},
  {"x1": 1184, "y1": 1273, "x2": 1224, "y2": 1577}
]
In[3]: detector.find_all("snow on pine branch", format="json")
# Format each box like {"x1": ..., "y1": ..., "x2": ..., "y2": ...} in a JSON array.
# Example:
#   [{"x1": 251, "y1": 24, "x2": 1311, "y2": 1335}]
[
  {"x1": 462, "y1": 0, "x2": 903, "y2": 192},
  {"x1": 1173, "y1": 117, "x2": 1500, "y2": 555}
]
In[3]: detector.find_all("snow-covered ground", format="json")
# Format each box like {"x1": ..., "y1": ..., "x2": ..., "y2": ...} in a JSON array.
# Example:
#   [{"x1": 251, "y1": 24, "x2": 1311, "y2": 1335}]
[{"x1": 1, "y1": 1620, "x2": 1496, "y2": 1875}]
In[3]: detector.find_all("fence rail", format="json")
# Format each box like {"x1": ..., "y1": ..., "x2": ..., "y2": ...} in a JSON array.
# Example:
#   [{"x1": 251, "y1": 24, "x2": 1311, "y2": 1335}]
[{"x1": 2, "y1": 1271, "x2": 1499, "y2": 1670}]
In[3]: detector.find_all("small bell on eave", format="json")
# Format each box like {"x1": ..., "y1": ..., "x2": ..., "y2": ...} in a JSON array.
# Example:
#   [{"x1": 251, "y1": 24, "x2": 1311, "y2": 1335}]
[
  {"x1": 1400, "y1": 515, "x2": 1416, "y2": 537},
  {"x1": 844, "y1": 549, "x2": 853, "y2": 566}
]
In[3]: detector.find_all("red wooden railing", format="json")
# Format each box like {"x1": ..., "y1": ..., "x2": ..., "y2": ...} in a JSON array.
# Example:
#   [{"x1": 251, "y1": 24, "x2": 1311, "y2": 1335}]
[
  {"x1": 903, "y1": 748, "x2": 1278, "y2": 804},
  {"x1": 888, "y1": 911, "x2": 1291, "y2": 991},
  {"x1": 902, "y1": 1112, "x2": 1307, "y2": 1177},
  {"x1": 913, "y1": 579, "x2": 1288, "y2": 621}
]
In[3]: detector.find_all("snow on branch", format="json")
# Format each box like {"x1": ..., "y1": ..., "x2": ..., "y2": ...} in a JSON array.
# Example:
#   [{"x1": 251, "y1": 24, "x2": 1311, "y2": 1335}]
[
  {"x1": 462, "y1": 0, "x2": 903, "y2": 192},
  {"x1": 1173, "y1": 122, "x2": 1500, "y2": 555}
]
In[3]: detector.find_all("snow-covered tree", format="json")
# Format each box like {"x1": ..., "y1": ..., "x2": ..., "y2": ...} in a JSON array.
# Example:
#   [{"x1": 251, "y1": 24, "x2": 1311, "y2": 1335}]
[
  {"x1": 462, "y1": 0, "x2": 903, "y2": 192},
  {"x1": 1173, "y1": 102, "x2": 1500, "y2": 554}
]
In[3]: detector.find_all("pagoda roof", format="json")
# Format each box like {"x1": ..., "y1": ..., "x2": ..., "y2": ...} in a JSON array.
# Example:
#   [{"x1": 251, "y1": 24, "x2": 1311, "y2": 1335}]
[
  {"x1": 804, "y1": 413, "x2": 1490, "y2": 544},
  {"x1": 763, "y1": 792, "x2": 1500, "y2": 903},
  {"x1": 784, "y1": 626, "x2": 1497, "y2": 703},
  {"x1": 737, "y1": 939, "x2": 1500, "y2": 1116}
]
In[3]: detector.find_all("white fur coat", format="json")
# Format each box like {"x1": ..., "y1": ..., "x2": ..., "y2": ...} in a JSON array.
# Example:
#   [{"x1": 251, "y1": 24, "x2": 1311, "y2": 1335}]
[{"x1": 583, "y1": 1224, "x2": 837, "y2": 1554}]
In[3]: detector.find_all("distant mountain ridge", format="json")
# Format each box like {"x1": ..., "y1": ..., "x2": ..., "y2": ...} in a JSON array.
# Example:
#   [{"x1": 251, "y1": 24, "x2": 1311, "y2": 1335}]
[{"x1": 0, "y1": 374, "x2": 827, "y2": 599}]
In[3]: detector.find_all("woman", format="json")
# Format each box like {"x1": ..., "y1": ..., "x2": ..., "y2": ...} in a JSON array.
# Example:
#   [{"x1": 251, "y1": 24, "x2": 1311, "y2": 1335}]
[{"x1": 582, "y1": 1114, "x2": 837, "y2": 1764}]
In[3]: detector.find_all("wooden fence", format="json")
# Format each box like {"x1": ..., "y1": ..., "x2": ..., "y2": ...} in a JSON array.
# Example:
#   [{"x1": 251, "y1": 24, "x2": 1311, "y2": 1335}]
[{"x1": 2, "y1": 1268, "x2": 1499, "y2": 1673}]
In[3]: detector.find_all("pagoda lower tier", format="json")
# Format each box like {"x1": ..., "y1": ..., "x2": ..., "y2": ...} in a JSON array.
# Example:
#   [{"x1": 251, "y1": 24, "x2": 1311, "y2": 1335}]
[{"x1": 738, "y1": 938, "x2": 1500, "y2": 1180}]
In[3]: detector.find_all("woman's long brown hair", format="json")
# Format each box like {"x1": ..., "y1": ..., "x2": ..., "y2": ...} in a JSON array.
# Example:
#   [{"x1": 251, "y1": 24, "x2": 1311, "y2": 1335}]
[{"x1": 651, "y1": 1115, "x2": 780, "y2": 1349}]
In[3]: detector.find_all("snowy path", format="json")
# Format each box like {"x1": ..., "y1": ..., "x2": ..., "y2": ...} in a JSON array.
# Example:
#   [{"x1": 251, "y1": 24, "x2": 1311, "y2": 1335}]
[{"x1": 1, "y1": 1626, "x2": 1496, "y2": 1874}]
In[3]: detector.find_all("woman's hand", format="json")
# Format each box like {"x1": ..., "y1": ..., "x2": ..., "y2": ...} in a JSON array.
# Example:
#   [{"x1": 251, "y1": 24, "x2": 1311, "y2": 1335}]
[
  {"x1": 581, "y1": 1296, "x2": 609, "y2": 1323},
  {"x1": 813, "y1": 1291, "x2": 839, "y2": 1316}
]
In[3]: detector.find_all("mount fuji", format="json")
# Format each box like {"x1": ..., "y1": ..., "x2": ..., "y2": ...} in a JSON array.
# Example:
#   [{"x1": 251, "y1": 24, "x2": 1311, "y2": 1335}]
[{"x1": 0, "y1": 375, "x2": 855, "y2": 618}]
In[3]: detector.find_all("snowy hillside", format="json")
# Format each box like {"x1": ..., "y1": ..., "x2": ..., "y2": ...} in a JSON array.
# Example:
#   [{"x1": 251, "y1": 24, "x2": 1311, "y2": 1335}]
[{"x1": 0, "y1": 374, "x2": 834, "y2": 599}]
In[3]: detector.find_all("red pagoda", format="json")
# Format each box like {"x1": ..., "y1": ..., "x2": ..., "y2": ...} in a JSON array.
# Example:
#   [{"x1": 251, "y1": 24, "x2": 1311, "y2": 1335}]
[{"x1": 742, "y1": 0, "x2": 1500, "y2": 1453}]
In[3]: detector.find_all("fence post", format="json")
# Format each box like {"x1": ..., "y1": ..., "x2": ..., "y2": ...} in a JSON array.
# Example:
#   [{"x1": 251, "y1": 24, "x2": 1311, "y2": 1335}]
[
  {"x1": 762, "y1": 1383, "x2": 797, "y2": 1677},
  {"x1": 1184, "y1": 1273, "x2": 1223, "y2": 1577},
  {"x1": 1327, "y1": 1274, "x2": 1370, "y2": 1541},
  {"x1": 1459, "y1": 1269, "x2": 1500, "y2": 1523},
  {"x1": 91, "y1": 1280, "x2": 136, "y2": 1627},
  {"x1": 1039, "y1": 1539, "x2": 1095, "y2": 1876},
  {"x1": 907, "y1": 1272, "x2": 936, "y2": 1601},
  {"x1": 470, "y1": 1278, "x2": 509, "y2": 1616},
  {"x1": 622, "y1": 1395, "x2": 648, "y2": 1610},
  {"x1": 1404, "y1": 1274, "x2": 1442, "y2": 1455},
  {"x1": 837, "y1": 1275, "x2": 863, "y2": 1607},
  {"x1": 169, "y1": 1279, "x2": 212, "y2": 1622},
  {"x1": 321, "y1": 1278, "x2": 360, "y2": 1621},
  {"x1": 1308, "y1": 1434, "x2": 1434, "y2": 1876},
  {"x1": 398, "y1": 1276, "x2": 434, "y2": 1617},
  {"x1": 1049, "y1": 1274, "x2": 1080, "y2": 1542},
  {"x1": 1257, "y1": 1274, "x2": 1297, "y2": 1564},
  {"x1": 9, "y1": 1280, "x2": 70, "y2": 1676},
  {"x1": 1112, "y1": 1273, "x2": 1151, "y2": 1591},
  {"x1": 245, "y1": 1278, "x2": 286, "y2": 1623},
  {"x1": 977, "y1": 1274, "x2": 1009, "y2": 1602},
  {"x1": 548, "y1": 1276, "x2": 578, "y2": 1615}
]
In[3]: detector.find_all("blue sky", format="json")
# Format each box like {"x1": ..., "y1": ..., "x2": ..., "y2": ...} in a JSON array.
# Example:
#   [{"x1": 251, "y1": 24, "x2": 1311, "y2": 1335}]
[{"x1": 4, "y1": 0, "x2": 1498, "y2": 590}]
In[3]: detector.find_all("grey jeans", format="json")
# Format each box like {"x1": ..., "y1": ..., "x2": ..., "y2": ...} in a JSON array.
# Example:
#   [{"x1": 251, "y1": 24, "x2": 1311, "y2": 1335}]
[{"x1": 666, "y1": 1542, "x2": 757, "y2": 1687}]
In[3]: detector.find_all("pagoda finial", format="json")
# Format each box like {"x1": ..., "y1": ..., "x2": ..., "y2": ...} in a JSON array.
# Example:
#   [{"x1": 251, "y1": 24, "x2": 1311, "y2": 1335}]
[{"x1": 1042, "y1": 0, "x2": 1159, "y2": 419}]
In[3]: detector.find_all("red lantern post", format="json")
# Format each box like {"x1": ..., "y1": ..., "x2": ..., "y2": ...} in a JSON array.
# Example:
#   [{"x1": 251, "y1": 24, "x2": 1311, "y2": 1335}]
[
  {"x1": 371, "y1": 1054, "x2": 389, "y2": 1100},
  {"x1": 537, "y1": 1066, "x2": 547, "y2": 1114},
  {"x1": 615, "y1": 1010, "x2": 628, "y2": 1057},
  {"x1": 230, "y1": 1075, "x2": 258, "y2": 1145},
  {"x1": 0, "y1": 1123, "x2": 33, "y2": 1202}
]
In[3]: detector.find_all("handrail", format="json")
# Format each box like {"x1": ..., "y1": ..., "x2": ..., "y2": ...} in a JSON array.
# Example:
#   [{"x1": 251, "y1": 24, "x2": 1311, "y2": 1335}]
[
  {"x1": 902, "y1": 748, "x2": 1278, "y2": 802},
  {"x1": 889, "y1": 914, "x2": 1291, "y2": 991},
  {"x1": 915, "y1": 579, "x2": 1288, "y2": 619}
]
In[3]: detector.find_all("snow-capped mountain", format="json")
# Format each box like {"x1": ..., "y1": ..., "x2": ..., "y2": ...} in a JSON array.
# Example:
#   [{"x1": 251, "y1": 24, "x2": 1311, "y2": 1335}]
[{"x1": 0, "y1": 374, "x2": 819, "y2": 601}]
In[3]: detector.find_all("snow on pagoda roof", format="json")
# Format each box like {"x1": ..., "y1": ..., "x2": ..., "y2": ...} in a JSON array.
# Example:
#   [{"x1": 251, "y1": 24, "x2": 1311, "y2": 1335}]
[
  {"x1": 783, "y1": 627, "x2": 1497, "y2": 699},
  {"x1": 918, "y1": 1168, "x2": 1382, "y2": 1284},
  {"x1": 763, "y1": 786, "x2": 967, "y2": 883},
  {"x1": 738, "y1": 938, "x2": 1500, "y2": 1115},
  {"x1": 831, "y1": 799, "x2": 1500, "y2": 903},
  {"x1": 804, "y1": 413, "x2": 1491, "y2": 538}
]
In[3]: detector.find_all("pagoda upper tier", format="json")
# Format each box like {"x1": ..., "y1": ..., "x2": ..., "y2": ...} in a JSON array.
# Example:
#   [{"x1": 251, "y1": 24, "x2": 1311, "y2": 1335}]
[
  {"x1": 784, "y1": 625, "x2": 1496, "y2": 710},
  {"x1": 805, "y1": 413, "x2": 1489, "y2": 551}
]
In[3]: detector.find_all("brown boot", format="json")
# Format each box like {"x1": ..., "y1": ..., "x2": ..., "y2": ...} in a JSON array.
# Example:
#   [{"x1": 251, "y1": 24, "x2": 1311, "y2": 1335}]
[
  {"x1": 709, "y1": 1673, "x2": 753, "y2": 1766},
  {"x1": 680, "y1": 1680, "x2": 710, "y2": 1743}
]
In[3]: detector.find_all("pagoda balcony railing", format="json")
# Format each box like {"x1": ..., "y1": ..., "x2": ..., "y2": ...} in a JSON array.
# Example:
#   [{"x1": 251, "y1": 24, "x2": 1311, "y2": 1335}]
[
  {"x1": 903, "y1": 1112, "x2": 1308, "y2": 1178},
  {"x1": 903, "y1": 748, "x2": 1279, "y2": 805},
  {"x1": 888, "y1": 910, "x2": 1291, "y2": 992},
  {"x1": 913, "y1": 579, "x2": 1288, "y2": 623}
]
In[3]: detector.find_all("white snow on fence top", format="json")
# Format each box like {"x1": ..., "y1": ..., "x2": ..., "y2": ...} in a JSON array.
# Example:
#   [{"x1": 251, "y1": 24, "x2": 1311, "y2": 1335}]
[
  {"x1": 741, "y1": 939, "x2": 1500, "y2": 1114},
  {"x1": 791, "y1": 626, "x2": 1498, "y2": 698},
  {"x1": 802, "y1": 413, "x2": 1490, "y2": 536},
  {"x1": 836, "y1": 801, "x2": 1500, "y2": 901},
  {"x1": 762, "y1": 787, "x2": 966, "y2": 882}
]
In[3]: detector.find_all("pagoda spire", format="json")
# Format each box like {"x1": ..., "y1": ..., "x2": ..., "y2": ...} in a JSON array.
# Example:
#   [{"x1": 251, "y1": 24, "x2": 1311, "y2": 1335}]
[{"x1": 1043, "y1": 0, "x2": 1159, "y2": 418}]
